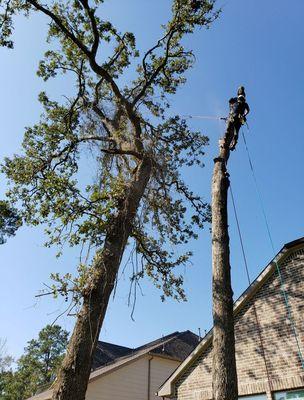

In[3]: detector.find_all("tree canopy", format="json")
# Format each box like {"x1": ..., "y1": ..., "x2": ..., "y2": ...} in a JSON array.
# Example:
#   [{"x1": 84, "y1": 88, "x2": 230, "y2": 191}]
[{"x1": 1, "y1": 0, "x2": 217, "y2": 301}]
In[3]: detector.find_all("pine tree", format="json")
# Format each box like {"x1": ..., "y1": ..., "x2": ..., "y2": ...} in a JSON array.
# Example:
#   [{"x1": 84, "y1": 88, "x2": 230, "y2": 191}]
[{"x1": 0, "y1": 325, "x2": 68, "y2": 400}]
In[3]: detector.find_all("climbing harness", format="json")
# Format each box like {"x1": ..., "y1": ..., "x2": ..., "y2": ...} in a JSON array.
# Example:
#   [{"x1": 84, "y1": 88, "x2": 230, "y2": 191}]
[{"x1": 240, "y1": 127, "x2": 304, "y2": 370}]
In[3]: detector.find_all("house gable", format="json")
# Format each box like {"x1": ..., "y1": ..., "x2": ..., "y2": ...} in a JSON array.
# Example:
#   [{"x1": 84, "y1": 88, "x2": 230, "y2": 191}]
[
  {"x1": 88, "y1": 355, "x2": 179, "y2": 400},
  {"x1": 27, "y1": 331, "x2": 199, "y2": 400},
  {"x1": 158, "y1": 239, "x2": 304, "y2": 399}
]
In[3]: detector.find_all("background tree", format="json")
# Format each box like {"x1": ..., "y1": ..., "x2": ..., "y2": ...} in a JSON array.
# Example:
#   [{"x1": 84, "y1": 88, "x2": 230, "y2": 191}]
[
  {"x1": 0, "y1": 201, "x2": 21, "y2": 244},
  {"x1": 0, "y1": 339, "x2": 12, "y2": 372},
  {"x1": 0, "y1": 339, "x2": 13, "y2": 400},
  {"x1": 0, "y1": 1, "x2": 218, "y2": 399},
  {"x1": 0, "y1": 325, "x2": 68, "y2": 400}
]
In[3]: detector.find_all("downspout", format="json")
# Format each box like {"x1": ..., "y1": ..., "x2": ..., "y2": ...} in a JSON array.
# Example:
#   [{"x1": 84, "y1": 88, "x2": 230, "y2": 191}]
[{"x1": 147, "y1": 356, "x2": 153, "y2": 400}]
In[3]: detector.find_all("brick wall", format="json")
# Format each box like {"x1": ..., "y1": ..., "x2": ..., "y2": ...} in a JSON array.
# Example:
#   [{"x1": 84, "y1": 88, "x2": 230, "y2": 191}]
[{"x1": 173, "y1": 247, "x2": 304, "y2": 400}]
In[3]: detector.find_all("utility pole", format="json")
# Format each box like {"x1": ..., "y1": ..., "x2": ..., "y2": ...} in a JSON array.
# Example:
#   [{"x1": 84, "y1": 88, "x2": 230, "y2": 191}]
[{"x1": 211, "y1": 87, "x2": 249, "y2": 400}]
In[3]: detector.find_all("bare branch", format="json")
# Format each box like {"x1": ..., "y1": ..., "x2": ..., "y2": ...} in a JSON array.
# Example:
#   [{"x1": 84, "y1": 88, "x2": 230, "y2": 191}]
[{"x1": 132, "y1": 29, "x2": 176, "y2": 106}]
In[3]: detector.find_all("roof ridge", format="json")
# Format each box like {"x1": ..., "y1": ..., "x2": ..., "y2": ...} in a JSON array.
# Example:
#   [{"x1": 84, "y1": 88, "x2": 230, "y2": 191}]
[
  {"x1": 97, "y1": 331, "x2": 182, "y2": 352},
  {"x1": 96, "y1": 340, "x2": 132, "y2": 349},
  {"x1": 92, "y1": 332, "x2": 183, "y2": 374},
  {"x1": 134, "y1": 331, "x2": 180, "y2": 351}
]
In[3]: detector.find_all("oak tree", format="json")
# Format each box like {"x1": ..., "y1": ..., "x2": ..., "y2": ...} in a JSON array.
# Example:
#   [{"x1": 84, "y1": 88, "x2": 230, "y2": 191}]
[{"x1": 0, "y1": 1, "x2": 218, "y2": 398}]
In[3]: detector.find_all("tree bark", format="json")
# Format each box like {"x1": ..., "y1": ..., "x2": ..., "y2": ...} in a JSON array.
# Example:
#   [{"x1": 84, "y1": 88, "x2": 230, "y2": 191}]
[
  {"x1": 211, "y1": 122, "x2": 238, "y2": 400},
  {"x1": 52, "y1": 157, "x2": 152, "y2": 400}
]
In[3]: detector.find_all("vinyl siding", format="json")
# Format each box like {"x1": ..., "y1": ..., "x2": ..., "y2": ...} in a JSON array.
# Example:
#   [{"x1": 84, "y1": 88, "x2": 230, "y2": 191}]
[
  {"x1": 86, "y1": 355, "x2": 180, "y2": 400},
  {"x1": 150, "y1": 357, "x2": 180, "y2": 399}
]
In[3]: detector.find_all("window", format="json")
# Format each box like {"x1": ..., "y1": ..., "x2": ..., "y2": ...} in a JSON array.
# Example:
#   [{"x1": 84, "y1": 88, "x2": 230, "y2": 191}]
[
  {"x1": 274, "y1": 390, "x2": 304, "y2": 400},
  {"x1": 239, "y1": 395, "x2": 267, "y2": 400}
]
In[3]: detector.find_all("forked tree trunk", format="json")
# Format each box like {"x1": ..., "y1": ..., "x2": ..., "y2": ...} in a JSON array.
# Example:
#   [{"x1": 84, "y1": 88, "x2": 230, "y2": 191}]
[
  {"x1": 211, "y1": 125, "x2": 238, "y2": 400},
  {"x1": 52, "y1": 157, "x2": 152, "y2": 400}
]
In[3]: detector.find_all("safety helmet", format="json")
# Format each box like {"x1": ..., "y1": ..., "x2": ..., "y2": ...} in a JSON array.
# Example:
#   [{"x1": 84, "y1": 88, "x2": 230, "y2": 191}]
[{"x1": 237, "y1": 86, "x2": 245, "y2": 96}]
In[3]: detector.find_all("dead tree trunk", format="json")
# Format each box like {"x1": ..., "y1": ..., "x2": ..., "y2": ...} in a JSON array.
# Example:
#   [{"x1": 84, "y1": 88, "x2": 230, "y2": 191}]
[
  {"x1": 211, "y1": 120, "x2": 238, "y2": 400},
  {"x1": 52, "y1": 157, "x2": 152, "y2": 400}
]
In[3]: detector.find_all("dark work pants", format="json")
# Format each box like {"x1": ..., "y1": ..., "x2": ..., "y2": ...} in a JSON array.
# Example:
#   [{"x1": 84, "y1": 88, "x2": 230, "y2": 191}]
[
  {"x1": 225, "y1": 117, "x2": 241, "y2": 146},
  {"x1": 233, "y1": 119, "x2": 241, "y2": 142}
]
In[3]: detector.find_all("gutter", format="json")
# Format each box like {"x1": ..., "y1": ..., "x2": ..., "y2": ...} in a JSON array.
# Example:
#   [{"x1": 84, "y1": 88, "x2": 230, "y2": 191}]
[{"x1": 147, "y1": 356, "x2": 153, "y2": 400}]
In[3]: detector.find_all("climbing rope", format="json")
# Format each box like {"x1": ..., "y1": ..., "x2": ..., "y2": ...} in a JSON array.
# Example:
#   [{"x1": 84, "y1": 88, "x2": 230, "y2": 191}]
[
  {"x1": 229, "y1": 183, "x2": 251, "y2": 286},
  {"x1": 240, "y1": 128, "x2": 304, "y2": 370},
  {"x1": 184, "y1": 112, "x2": 304, "y2": 369},
  {"x1": 182, "y1": 114, "x2": 226, "y2": 121},
  {"x1": 229, "y1": 182, "x2": 273, "y2": 391}
]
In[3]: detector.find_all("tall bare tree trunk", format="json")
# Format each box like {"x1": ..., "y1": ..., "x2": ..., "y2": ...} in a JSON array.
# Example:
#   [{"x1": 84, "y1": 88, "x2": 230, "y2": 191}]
[
  {"x1": 52, "y1": 157, "x2": 152, "y2": 400},
  {"x1": 211, "y1": 126, "x2": 238, "y2": 400}
]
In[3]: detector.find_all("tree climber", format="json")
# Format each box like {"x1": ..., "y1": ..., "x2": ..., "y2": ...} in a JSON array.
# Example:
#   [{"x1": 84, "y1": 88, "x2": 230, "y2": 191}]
[{"x1": 227, "y1": 86, "x2": 250, "y2": 150}]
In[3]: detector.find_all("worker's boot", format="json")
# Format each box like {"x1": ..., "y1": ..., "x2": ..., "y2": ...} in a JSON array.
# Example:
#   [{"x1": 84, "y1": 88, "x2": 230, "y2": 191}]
[{"x1": 230, "y1": 134, "x2": 238, "y2": 151}]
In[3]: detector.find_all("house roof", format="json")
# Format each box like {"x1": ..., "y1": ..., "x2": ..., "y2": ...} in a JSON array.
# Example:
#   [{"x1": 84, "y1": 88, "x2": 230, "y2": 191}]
[
  {"x1": 92, "y1": 330, "x2": 199, "y2": 371},
  {"x1": 92, "y1": 341, "x2": 132, "y2": 370},
  {"x1": 27, "y1": 330, "x2": 199, "y2": 400},
  {"x1": 89, "y1": 330, "x2": 199, "y2": 382},
  {"x1": 146, "y1": 330, "x2": 200, "y2": 361},
  {"x1": 158, "y1": 237, "x2": 304, "y2": 398}
]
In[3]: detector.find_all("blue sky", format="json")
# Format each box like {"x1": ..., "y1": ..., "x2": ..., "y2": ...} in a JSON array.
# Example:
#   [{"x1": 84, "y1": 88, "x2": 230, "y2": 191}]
[{"x1": 1, "y1": 0, "x2": 304, "y2": 359}]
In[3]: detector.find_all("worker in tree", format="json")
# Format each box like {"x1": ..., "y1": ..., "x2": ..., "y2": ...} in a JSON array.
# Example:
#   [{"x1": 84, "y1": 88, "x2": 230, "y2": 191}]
[
  {"x1": 228, "y1": 87, "x2": 250, "y2": 150},
  {"x1": 228, "y1": 87, "x2": 246, "y2": 114}
]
